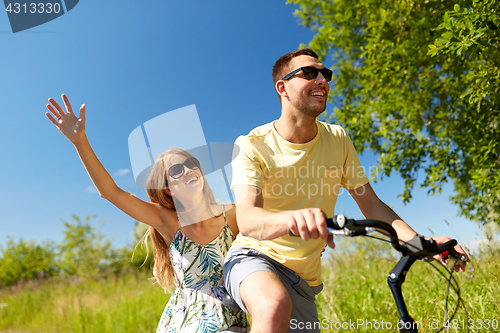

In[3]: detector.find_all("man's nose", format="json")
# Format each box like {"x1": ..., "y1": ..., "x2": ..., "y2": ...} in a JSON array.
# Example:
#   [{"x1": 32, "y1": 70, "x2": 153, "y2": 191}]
[{"x1": 315, "y1": 74, "x2": 329, "y2": 90}]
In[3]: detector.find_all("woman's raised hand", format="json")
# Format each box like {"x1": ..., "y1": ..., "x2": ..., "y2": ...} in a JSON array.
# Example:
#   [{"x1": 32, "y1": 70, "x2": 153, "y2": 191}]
[{"x1": 45, "y1": 94, "x2": 86, "y2": 144}]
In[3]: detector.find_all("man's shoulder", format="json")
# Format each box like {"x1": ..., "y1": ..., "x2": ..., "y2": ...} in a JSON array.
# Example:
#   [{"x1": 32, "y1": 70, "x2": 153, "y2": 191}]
[
  {"x1": 317, "y1": 121, "x2": 348, "y2": 136},
  {"x1": 235, "y1": 122, "x2": 274, "y2": 144},
  {"x1": 246, "y1": 122, "x2": 274, "y2": 137}
]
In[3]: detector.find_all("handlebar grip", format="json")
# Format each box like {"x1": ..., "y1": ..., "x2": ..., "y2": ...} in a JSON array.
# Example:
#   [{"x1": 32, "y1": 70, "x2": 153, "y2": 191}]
[
  {"x1": 436, "y1": 239, "x2": 457, "y2": 254},
  {"x1": 287, "y1": 226, "x2": 298, "y2": 237},
  {"x1": 326, "y1": 215, "x2": 346, "y2": 230},
  {"x1": 288, "y1": 215, "x2": 347, "y2": 236}
]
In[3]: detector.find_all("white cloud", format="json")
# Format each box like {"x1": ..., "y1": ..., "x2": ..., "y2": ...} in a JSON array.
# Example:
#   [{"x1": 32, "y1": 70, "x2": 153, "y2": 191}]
[
  {"x1": 113, "y1": 168, "x2": 131, "y2": 177},
  {"x1": 463, "y1": 239, "x2": 483, "y2": 254},
  {"x1": 464, "y1": 238, "x2": 500, "y2": 255}
]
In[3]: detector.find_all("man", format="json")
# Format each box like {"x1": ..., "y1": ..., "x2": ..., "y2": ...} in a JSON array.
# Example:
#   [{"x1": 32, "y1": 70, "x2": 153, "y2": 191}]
[{"x1": 223, "y1": 48, "x2": 467, "y2": 333}]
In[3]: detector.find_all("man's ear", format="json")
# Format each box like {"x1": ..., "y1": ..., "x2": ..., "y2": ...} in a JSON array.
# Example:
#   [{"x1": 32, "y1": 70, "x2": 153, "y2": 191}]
[{"x1": 276, "y1": 80, "x2": 288, "y2": 98}]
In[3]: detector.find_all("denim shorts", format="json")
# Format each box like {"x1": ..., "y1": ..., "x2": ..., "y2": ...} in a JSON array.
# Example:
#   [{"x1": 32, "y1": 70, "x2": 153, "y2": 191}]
[{"x1": 223, "y1": 247, "x2": 323, "y2": 333}]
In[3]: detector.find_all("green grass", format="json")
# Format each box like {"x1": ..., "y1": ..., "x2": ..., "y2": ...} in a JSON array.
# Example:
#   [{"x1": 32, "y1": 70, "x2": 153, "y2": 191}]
[
  {"x1": 1, "y1": 239, "x2": 499, "y2": 332},
  {"x1": 0, "y1": 272, "x2": 168, "y2": 333},
  {"x1": 316, "y1": 237, "x2": 500, "y2": 332}
]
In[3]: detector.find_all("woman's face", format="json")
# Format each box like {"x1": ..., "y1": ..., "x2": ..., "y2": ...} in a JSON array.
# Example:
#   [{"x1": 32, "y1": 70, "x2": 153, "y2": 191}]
[{"x1": 164, "y1": 154, "x2": 204, "y2": 198}]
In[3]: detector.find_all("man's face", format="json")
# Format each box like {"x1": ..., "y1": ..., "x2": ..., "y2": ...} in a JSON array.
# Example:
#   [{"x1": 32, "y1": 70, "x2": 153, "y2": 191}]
[{"x1": 281, "y1": 55, "x2": 330, "y2": 117}]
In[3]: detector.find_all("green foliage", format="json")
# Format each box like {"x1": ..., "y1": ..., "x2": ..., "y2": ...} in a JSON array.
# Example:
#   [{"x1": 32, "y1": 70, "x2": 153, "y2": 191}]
[
  {"x1": 0, "y1": 215, "x2": 154, "y2": 291},
  {"x1": 132, "y1": 221, "x2": 149, "y2": 244},
  {"x1": 0, "y1": 215, "x2": 165, "y2": 331},
  {"x1": 129, "y1": 221, "x2": 154, "y2": 269},
  {"x1": 57, "y1": 215, "x2": 116, "y2": 279},
  {"x1": 288, "y1": 0, "x2": 500, "y2": 226},
  {"x1": 0, "y1": 238, "x2": 57, "y2": 288},
  {"x1": 1, "y1": 236, "x2": 498, "y2": 332}
]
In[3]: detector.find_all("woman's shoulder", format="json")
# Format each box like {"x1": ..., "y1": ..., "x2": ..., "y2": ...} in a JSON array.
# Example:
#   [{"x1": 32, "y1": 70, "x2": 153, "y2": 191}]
[
  {"x1": 154, "y1": 206, "x2": 180, "y2": 243},
  {"x1": 222, "y1": 203, "x2": 236, "y2": 217},
  {"x1": 221, "y1": 204, "x2": 238, "y2": 234}
]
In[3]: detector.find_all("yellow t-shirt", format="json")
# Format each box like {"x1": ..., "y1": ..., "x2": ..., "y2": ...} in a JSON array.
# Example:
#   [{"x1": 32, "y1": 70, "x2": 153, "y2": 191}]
[{"x1": 231, "y1": 120, "x2": 369, "y2": 286}]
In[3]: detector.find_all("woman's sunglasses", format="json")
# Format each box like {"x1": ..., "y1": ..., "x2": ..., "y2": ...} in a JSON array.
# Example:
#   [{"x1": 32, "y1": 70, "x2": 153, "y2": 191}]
[
  {"x1": 166, "y1": 157, "x2": 200, "y2": 180},
  {"x1": 281, "y1": 66, "x2": 333, "y2": 82}
]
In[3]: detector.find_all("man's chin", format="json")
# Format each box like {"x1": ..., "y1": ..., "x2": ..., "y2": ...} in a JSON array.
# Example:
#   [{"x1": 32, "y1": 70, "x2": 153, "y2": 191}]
[{"x1": 302, "y1": 107, "x2": 326, "y2": 119}]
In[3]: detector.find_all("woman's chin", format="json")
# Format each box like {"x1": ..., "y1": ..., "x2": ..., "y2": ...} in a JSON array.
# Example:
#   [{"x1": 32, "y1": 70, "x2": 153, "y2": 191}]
[{"x1": 175, "y1": 188, "x2": 204, "y2": 204}]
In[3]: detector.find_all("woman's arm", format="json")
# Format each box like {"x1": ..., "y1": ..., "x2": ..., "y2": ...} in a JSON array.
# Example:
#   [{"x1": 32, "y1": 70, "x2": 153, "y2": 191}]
[{"x1": 46, "y1": 94, "x2": 178, "y2": 237}]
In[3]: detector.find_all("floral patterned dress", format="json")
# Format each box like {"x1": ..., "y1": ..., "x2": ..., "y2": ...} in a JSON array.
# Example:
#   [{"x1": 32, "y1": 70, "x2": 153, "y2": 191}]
[{"x1": 156, "y1": 214, "x2": 248, "y2": 333}]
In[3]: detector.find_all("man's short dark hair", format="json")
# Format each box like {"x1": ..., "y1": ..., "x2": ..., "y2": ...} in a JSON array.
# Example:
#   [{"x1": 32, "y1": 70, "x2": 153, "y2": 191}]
[{"x1": 272, "y1": 48, "x2": 319, "y2": 91}]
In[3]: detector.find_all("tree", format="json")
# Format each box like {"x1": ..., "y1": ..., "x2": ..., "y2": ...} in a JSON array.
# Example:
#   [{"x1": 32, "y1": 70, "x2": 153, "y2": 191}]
[
  {"x1": 0, "y1": 238, "x2": 57, "y2": 288},
  {"x1": 58, "y1": 215, "x2": 116, "y2": 278},
  {"x1": 288, "y1": 0, "x2": 499, "y2": 225}
]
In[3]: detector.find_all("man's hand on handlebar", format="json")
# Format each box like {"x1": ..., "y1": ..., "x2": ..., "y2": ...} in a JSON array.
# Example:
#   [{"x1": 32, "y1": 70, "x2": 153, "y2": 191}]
[
  {"x1": 430, "y1": 236, "x2": 470, "y2": 272},
  {"x1": 286, "y1": 208, "x2": 336, "y2": 249}
]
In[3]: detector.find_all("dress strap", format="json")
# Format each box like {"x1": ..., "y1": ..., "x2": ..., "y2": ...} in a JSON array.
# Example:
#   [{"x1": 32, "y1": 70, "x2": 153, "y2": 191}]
[
  {"x1": 176, "y1": 215, "x2": 182, "y2": 231},
  {"x1": 175, "y1": 216, "x2": 185, "y2": 254}
]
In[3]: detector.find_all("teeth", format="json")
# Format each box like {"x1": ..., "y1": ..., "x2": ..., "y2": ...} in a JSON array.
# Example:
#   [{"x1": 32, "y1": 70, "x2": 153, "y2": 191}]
[
  {"x1": 186, "y1": 177, "x2": 198, "y2": 184},
  {"x1": 311, "y1": 92, "x2": 324, "y2": 97}
]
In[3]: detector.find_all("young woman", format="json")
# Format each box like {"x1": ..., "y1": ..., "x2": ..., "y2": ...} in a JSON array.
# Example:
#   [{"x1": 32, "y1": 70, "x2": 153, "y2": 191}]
[{"x1": 46, "y1": 94, "x2": 248, "y2": 332}]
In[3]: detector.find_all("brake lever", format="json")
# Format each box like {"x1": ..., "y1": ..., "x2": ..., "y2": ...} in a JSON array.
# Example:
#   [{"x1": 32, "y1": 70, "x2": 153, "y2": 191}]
[
  {"x1": 327, "y1": 226, "x2": 377, "y2": 237},
  {"x1": 406, "y1": 236, "x2": 468, "y2": 268},
  {"x1": 441, "y1": 249, "x2": 468, "y2": 268}
]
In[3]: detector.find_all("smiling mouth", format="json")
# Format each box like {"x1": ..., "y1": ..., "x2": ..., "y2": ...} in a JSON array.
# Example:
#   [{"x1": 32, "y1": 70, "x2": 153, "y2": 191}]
[
  {"x1": 185, "y1": 176, "x2": 198, "y2": 185},
  {"x1": 311, "y1": 91, "x2": 325, "y2": 97}
]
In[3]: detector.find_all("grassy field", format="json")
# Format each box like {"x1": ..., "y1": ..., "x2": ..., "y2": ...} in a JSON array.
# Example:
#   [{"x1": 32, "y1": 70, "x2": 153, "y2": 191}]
[
  {"x1": 316, "y1": 237, "x2": 500, "y2": 332},
  {"x1": 0, "y1": 272, "x2": 167, "y2": 333},
  {"x1": 1, "y1": 237, "x2": 499, "y2": 332}
]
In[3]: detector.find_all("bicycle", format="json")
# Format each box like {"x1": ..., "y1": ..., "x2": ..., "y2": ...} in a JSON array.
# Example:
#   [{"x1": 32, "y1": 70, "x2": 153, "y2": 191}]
[
  {"x1": 325, "y1": 215, "x2": 469, "y2": 333},
  {"x1": 223, "y1": 215, "x2": 469, "y2": 333}
]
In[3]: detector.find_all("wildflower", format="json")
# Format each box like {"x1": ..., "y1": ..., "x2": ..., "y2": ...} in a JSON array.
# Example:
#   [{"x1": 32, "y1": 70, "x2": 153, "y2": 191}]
[
  {"x1": 468, "y1": 266, "x2": 474, "y2": 280},
  {"x1": 0, "y1": 303, "x2": 7, "y2": 309}
]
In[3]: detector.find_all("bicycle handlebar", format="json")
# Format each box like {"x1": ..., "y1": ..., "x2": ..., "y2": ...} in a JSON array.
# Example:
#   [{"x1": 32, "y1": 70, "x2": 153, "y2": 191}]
[
  {"x1": 282, "y1": 215, "x2": 467, "y2": 333},
  {"x1": 287, "y1": 214, "x2": 468, "y2": 333},
  {"x1": 326, "y1": 215, "x2": 468, "y2": 333},
  {"x1": 326, "y1": 215, "x2": 466, "y2": 264}
]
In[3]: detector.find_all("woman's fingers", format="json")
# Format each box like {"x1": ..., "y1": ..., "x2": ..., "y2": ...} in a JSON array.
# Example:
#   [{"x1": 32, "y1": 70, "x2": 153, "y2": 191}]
[
  {"x1": 47, "y1": 95, "x2": 83, "y2": 124},
  {"x1": 80, "y1": 104, "x2": 86, "y2": 121},
  {"x1": 45, "y1": 103, "x2": 61, "y2": 120},
  {"x1": 47, "y1": 93, "x2": 74, "y2": 118},
  {"x1": 62, "y1": 94, "x2": 74, "y2": 115},
  {"x1": 48, "y1": 97, "x2": 65, "y2": 116},
  {"x1": 45, "y1": 111, "x2": 60, "y2": 126}
]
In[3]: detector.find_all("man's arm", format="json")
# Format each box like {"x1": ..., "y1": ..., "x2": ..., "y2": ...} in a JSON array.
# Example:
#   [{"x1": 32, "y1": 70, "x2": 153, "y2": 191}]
[
  {"x1": 233, "y1": 185, "x2": 334, "y2": 247},
  {"x1": 349, "y1": 183, "x2": 469, "y2": 271},
  {"x1": 348, "y1": 183, "x2": 417, "y2": 242}
]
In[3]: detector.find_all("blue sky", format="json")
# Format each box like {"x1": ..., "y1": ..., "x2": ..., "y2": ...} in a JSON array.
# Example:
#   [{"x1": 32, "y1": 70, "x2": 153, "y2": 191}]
[{"x1": 0, "y1": 1, "x2": 483, "y2": 252}]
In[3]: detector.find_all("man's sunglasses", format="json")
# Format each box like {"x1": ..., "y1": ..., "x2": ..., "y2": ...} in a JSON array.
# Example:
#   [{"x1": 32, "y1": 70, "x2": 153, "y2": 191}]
[
  {"x1": 281, "y1": 66, "x2": 333, "y2": 82},
  {"x1": 166, "y1": 157, "x2": 200, "y2": 180}
]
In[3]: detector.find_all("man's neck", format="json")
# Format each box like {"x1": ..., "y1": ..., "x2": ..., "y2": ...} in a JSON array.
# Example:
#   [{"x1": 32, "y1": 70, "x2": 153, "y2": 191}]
[{"x1": 274, "y1": 113, "x2": 318, "y2": 144}]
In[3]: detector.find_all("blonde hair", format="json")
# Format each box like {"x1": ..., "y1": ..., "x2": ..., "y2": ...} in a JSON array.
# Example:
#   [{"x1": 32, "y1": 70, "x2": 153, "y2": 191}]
[{"x1": 140, "y1": 148, "x2": 218, "y2": 292}]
